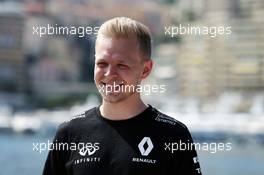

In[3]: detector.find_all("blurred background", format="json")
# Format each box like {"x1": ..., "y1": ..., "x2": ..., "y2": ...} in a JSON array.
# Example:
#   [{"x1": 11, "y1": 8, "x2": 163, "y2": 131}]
[{"x1": 0, "y1": 0, "x2": 264, "y2": 174}]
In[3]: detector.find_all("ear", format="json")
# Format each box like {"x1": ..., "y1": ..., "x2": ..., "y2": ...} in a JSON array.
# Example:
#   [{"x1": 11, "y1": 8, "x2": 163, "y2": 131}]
[{"x1": 141, "y1": 60, "x2": 153, "y2": 79}]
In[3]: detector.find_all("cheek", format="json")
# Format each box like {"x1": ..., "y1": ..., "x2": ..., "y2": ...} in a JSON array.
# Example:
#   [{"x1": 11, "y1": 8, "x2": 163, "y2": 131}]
[
  {"x1": 120, "y1": 70, "x2": 142, "y2": 82},
  {"x1": 94, "y1": 68, "x2": 104, "y2": 80}
]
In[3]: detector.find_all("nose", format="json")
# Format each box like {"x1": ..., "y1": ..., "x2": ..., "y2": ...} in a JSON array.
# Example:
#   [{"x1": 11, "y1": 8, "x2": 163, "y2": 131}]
[{"x1": 105, "y1": 65, "x2": 118, "y2": 77}]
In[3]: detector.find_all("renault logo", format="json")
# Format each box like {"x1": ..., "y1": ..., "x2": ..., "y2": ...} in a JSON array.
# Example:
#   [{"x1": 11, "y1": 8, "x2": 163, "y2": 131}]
[{"x1": 138, "y1": 137, "x2": 154, "y2": 156}]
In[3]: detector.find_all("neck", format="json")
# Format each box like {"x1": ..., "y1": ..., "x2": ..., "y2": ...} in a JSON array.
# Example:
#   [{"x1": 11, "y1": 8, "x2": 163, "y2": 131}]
[{"x1": 99, "y1": 93, "x2": 147, "y2": 120}]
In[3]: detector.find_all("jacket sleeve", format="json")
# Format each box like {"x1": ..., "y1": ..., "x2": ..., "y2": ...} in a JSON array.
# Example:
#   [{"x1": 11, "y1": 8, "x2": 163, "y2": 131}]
[
  {"x1": 173, "y1": 127, "x2": 202, "y2": 175},
  {"x1": 42, "y1": 123, "x2": 70, "y2": 175}
]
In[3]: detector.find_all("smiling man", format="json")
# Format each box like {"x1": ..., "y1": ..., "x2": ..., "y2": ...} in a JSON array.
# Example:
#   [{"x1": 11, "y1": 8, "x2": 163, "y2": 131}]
[{"x1": 43, "y1": 17, "x2": 202, "y2": 175}]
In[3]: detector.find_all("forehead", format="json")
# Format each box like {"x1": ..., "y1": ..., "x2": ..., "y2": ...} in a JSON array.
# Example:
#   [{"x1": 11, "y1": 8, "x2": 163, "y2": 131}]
[{"x1": 95, "y1": 36, "x2": 141, "y2": 61}]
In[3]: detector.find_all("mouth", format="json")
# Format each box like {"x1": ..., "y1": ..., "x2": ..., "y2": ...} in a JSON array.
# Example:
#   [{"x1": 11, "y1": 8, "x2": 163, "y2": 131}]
[
  {"x1": 99, "y1": 81, "x2": 126, "y2": 94},
  {"x1": 101, "y1": 81, "x2": 125, "y2": 87}
]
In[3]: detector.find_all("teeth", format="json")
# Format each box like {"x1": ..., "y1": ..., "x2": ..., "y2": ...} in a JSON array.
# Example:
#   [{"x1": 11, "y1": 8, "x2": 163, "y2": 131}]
[
  {"x1": 102, "y1": 82, "x2": 124, "y2": 86},
  {"x1": 106, "y1": 84, "x2": 123, "y2": 86}
]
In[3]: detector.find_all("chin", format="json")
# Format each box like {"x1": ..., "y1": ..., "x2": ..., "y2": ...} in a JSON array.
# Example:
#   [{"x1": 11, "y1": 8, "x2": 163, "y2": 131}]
[
  {"x1": 101, "y1": 93, "x2": 131, "y2": 103},
  {"x1": 103, "y1": 97, "x2": 125, "y2": 103}
]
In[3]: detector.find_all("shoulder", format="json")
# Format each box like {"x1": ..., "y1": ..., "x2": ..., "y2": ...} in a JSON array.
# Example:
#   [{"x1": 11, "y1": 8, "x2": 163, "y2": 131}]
[
  {"x1": 55, "y1": 107, "x2": 98, "y2": 138},
  {"x1": 151, "y1": 107, "x2": 192, "y2": 138},
  {"x1": 151, "y1": 107, "x2": 187, "y2": 129},
  {"x1": 64, "y1": 107, "x2": 97, "y2": 126}
]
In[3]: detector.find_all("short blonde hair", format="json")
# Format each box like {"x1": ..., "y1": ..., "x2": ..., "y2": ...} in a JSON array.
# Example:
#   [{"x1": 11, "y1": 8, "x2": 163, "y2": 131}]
[{"x1": 96, "y1": 17, "x2": 152, "y2": 60}]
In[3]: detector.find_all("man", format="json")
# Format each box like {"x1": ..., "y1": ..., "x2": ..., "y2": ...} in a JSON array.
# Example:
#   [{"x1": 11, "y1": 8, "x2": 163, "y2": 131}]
[{"x1": 43, "y1": 17, "x2": 202, "y2": 175}]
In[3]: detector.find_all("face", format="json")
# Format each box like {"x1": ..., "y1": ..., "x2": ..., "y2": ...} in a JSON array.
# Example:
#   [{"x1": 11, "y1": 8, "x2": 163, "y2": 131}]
[{"x1": 94, "y1": 35, "x2": 152, "y2": 103}]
